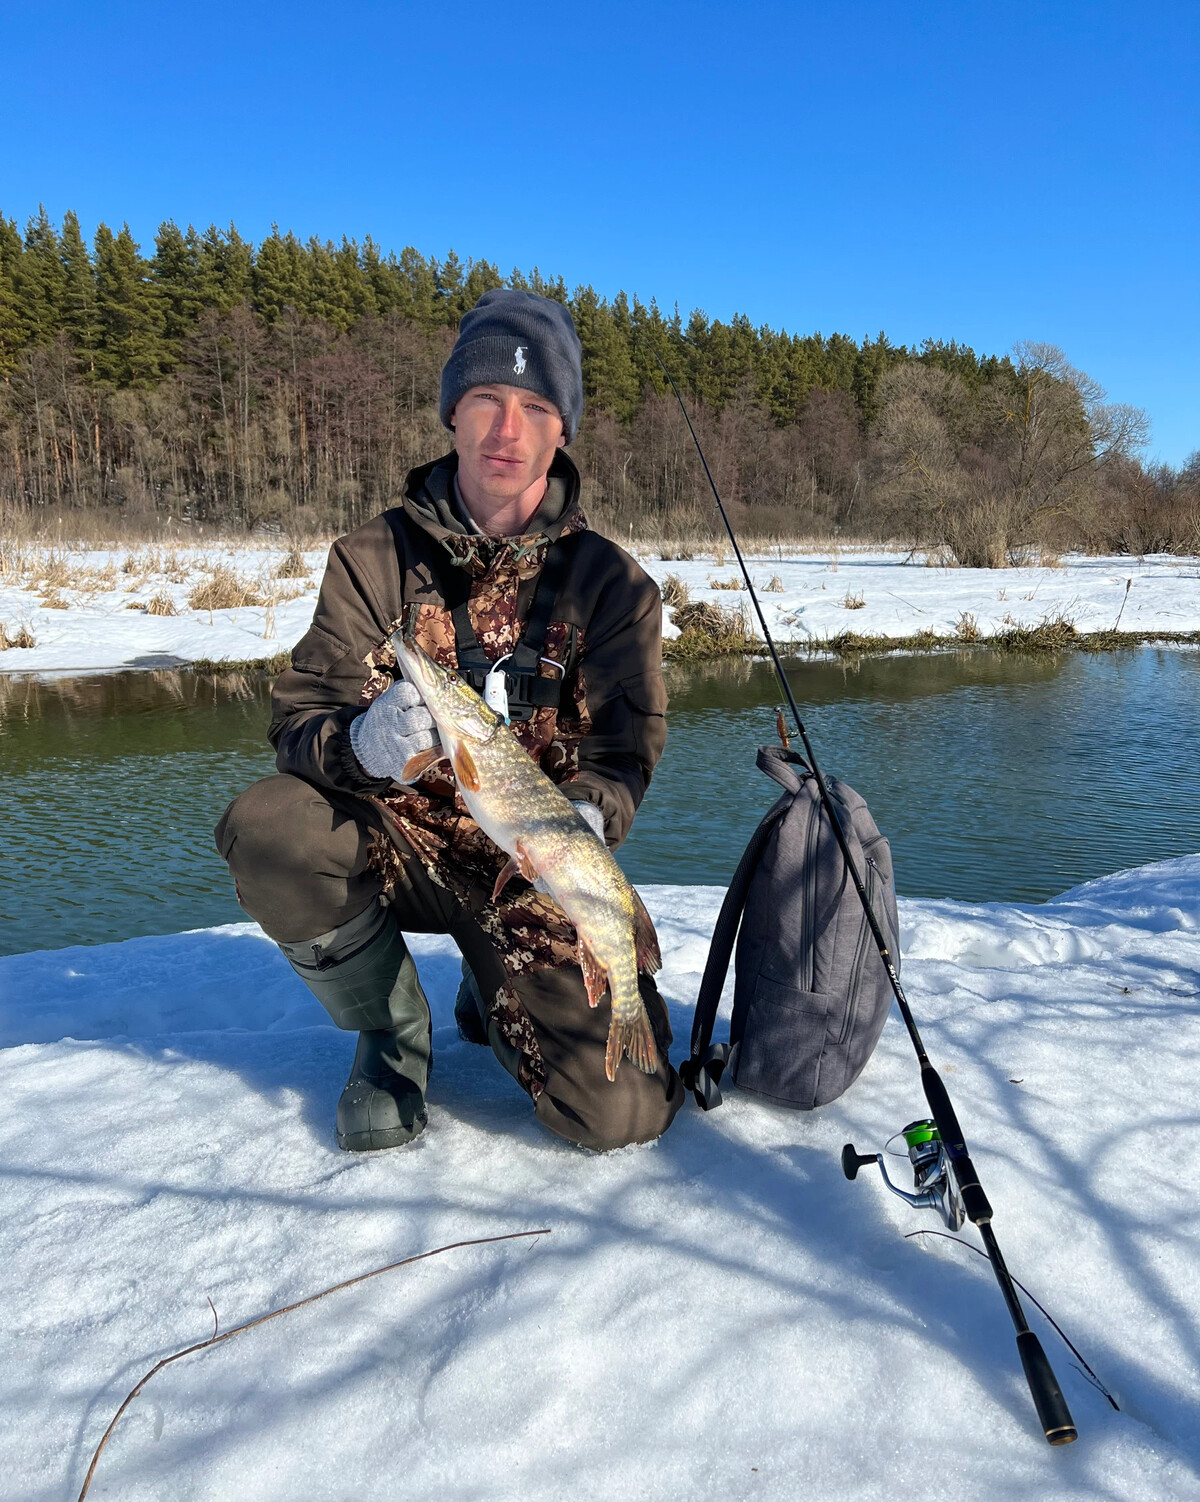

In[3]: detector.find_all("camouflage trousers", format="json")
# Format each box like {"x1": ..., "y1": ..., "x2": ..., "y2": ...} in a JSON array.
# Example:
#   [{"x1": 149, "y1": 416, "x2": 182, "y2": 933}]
[{"x1": 215, "y1": 774, "x2": 684, "y2": 1151}]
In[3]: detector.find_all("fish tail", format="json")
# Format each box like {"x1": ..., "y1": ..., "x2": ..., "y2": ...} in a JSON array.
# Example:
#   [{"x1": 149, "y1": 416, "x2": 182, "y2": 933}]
[{"x1": 604, "y1": 1004, "x2": 659, "y2": 1082}]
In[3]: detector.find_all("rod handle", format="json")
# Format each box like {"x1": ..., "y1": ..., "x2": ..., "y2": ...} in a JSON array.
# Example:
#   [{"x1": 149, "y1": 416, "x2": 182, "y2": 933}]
[
  {"x1": 921, "y1": 1065, "x2": 993, "y2": 1223},
  {"x1": 1017, "y1": 1330, "x2": 1078, "y2": 1444}
]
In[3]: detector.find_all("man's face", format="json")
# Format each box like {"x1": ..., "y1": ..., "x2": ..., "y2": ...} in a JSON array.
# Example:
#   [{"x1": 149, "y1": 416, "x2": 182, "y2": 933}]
[{"x1": 451, "y1": 384, "x2": 566, "y2": 505}]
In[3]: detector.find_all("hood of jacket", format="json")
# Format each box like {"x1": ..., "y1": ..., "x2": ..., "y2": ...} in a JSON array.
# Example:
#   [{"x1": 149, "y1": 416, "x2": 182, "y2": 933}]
[{"x1": 401, "y1": 448, "x2": 585, "y2": 575}]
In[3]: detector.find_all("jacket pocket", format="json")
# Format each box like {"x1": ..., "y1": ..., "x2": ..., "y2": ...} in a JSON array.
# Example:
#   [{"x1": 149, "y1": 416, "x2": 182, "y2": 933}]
[
  {"x1": 618, "y1": 669, "x2": 668, "y2": 717},
  {"x1": 290, "y1": 623, "x2": 352, "y2": 676}
]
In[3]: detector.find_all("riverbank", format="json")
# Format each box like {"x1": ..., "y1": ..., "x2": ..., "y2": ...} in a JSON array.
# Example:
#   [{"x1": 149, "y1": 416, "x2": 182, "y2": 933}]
[
  {"x1": 2, "y1": 859, "x2": 1198, "y2": 1498},
  {"x1": 1, "y1": 541, "x2": 1198, "y2": 675}
]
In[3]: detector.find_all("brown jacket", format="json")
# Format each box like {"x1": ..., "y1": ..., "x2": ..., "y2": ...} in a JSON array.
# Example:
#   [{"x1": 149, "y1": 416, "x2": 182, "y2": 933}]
[{"x1": 270, "y1": 449, "x2": 667, "y2": 856}]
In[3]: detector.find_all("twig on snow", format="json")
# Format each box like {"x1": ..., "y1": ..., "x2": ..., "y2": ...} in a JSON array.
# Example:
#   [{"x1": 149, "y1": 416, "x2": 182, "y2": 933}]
[{"x1": 77, "y1": 1227, "x2": 552, "y2": 1500}]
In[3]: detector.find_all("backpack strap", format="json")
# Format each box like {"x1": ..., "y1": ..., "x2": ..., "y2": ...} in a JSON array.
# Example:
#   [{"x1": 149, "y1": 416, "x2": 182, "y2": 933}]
[{"x1": 680, "y1": 790, "x2": 791, "y2": 1110}]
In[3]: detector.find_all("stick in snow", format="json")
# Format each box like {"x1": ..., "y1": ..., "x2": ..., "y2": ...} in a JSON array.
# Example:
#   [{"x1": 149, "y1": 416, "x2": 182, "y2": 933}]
[{"x1": 76, "y1": 1227, "x2": 552, "y2": 1501}]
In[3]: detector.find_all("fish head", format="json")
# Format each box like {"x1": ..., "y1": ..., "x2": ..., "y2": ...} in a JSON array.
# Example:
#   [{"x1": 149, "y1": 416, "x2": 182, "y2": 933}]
[{"x1": 389, "y1": 630, "x2": 501, "y2": 745}]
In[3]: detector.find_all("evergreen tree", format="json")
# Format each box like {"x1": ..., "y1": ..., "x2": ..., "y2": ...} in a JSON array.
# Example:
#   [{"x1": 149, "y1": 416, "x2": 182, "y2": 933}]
[
  {"x1": 394, "y1": 246, "x2": 439, "y2": 325},
  {"x1": 432, "y1": 250, "x2": 465, "y2": 323},
  {"x1": 302, "y1": 236, "x2": 356, "y2": 329},
  {"x1": 252, "y1": 227, "x2": 307, "y2": 324},
  {"x1": 335, "y1": 237, "x2": 376, "y2": 325},
  {"x1": 0, "y1": 214, "x2": 25, "y2": 372},
  {"x1": 195, "y1": 223, "x2": 253, "y2": 312},
  {"x1": 17, "y1": 205, "x2": 67, "y2": 344},
  {"x1": 150, "y1": 220, "x2": 202, "y2": 367},
  {"x1": 58, "y1": 210, "x2": 98, "y2": 363},
  {"x1": 93, "y1": 223, "x2": 166, "y2": 386},
  {"x1": 852, "y1": 333, "x2": 907, "y2": 426},
  {"x1": 570, "y1": 286, "x2": 639, "y2": 420}
]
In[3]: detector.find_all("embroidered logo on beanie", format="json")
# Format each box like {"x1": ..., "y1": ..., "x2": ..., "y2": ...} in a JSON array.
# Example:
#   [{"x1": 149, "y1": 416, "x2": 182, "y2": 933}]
[{"x1": 513, "y1": 346, "x2": 527, "y2": 375}]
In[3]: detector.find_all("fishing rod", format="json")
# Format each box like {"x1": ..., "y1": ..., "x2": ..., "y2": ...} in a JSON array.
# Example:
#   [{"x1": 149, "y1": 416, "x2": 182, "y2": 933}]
[{"x1": 653, "y1": 347, "x2": 1077, "y2": 1446}]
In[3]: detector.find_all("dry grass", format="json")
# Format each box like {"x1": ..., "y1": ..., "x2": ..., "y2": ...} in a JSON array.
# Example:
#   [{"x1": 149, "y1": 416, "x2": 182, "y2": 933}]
[
  {"x1": 659, "y1": 546, "x2": 695, "y2": 562},
  {"x1": 188, "y1": 567, "x2": 264, "y2": 613},
  {"x1": 39, "y1": 590, "x2": 70, "y2": 610},
  {"x1": 146, "y1": 592, "x2": 179, "y2": 616},
  {"x1": 841, "y1": 590, "x2": 866, "y2": 610},
  {"x1": 274, "y1": 545, "x2": 310, "y2": 580},
  {"x1": 955, "y1": 611, "x2": 981, "y2": 642},
  {"x1": 990, "y1": 611, "x2": 1079, "y2": 652},
  {"x1": 709, "y1": 575, "x2": 745, "y2": 591},
  {"x1": 0, "y1": 622, "x2": 36, "y2": 649},
  {"x1": 660, "y1": 573, "x2": 690, "y2": 608},
  {"x1": 667, "y1": 599, "x2": 756, "y2": 658},
  {"x1": 762, "y1": 575, "x2": 784, "y2": 593}
]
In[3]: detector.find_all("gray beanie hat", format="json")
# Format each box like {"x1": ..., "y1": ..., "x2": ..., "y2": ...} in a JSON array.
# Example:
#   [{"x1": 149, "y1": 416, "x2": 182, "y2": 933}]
[{"x1": 440, "y1": 288, "x2": 585, "y2": 443}]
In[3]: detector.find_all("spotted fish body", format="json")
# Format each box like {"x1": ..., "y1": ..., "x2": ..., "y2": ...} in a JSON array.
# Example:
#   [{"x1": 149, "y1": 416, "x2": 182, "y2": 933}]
[{"x1": 390, "y1": 632, "x2": 660, "y2": 1081}]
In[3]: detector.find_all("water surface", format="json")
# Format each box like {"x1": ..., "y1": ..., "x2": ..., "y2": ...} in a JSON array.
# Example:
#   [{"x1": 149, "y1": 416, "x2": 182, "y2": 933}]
[{"x1": 2, "y1": 647, "x2": 1198, "y2": 955}]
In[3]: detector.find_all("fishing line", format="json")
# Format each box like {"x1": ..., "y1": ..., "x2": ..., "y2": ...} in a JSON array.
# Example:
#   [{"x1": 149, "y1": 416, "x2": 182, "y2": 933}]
[
  {"x1": 652, "y1": 343, "x2": 1079, "y2": 1445},
  {"x1": 904, "y1": 1231, "x2": 1119, "y2": 1410}
]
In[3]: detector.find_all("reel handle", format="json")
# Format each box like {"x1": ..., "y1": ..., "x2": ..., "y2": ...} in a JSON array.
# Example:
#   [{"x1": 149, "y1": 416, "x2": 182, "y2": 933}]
[{"x1": 841, "y1": 1144, "x2": 878, "y2": 1181}]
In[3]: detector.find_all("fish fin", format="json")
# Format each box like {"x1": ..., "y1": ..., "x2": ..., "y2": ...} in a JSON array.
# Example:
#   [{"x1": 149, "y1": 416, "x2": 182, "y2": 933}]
[
  {"x1": 452, "y1": 741, "x2": 481, "y2": 793},
  {"x1": 578, "y1": 937, "x2": 608, "y2": 1010},
  {"x1": 492, "y1": 857, "x2": 521, "y2": 903},
  {"x1": 401, "y1": 745, "x2": 446, "y2": 783},
  {"x1": 605, "y1": 1005, "x2": 660, "y2": 1082},
  {"x1": 513, "y1": 839, "x2": 540, "y2": 883},
  {"x1": 632, "y1": 890, "x2": 662, "y2": 975},
  {"x1": 495, "y1": 842, "x2": 546, "y2": 903}
]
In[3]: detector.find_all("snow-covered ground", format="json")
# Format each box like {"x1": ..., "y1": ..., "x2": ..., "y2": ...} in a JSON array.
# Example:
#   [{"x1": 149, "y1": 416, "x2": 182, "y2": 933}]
[
  {"x1": 1, "y1": 541, "x2": 1197, "y2": 675},
  {"x1": 3, "y1": 863, "x2": 1199, "y2": 1500}
]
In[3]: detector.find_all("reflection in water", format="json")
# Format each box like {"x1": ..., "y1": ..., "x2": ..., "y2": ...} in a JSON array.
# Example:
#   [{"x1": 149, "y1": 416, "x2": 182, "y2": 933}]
[{"x1": 1, "y1": 648, "x2": 1198, "y2": 954}]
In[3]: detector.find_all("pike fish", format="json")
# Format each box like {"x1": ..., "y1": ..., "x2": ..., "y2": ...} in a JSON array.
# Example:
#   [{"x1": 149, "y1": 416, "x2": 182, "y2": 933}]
[{"x1": 390, "y1": 631, "x2": 661, "y2": 1082}]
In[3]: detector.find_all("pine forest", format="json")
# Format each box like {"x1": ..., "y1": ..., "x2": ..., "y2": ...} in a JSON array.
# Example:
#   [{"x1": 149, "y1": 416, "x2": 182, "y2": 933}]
[{"x1": 1, "y1": 208, "x2": 1195, "y2": 562}]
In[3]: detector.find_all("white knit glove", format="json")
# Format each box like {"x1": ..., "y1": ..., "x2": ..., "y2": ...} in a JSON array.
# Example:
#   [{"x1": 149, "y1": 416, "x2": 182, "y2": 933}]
[
  {"x1": 571, "y1": 800, "x2": 606, "y2": 842},
  {"x1": 349, "y1": 679, "x2": 441, "y2": 782}
]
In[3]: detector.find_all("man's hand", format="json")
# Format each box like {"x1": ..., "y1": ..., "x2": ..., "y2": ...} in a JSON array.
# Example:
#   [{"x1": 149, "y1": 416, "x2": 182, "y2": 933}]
[
  {"x1": 571, "y1": 800, "x2": 606, "y2": 843},
  {"x1": 349, "y1": 679, "x2": 441, "y2": 783}
]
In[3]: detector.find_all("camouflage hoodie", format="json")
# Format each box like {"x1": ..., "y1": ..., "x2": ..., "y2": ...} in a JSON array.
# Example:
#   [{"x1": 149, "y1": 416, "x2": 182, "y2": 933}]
[{"x1": 269, "y1": 449, "x2": 667, "y2": 962}]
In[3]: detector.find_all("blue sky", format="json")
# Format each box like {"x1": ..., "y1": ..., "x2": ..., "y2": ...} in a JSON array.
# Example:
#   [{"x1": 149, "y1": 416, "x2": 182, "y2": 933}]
[{"x1": 3, "y1": 1, "x2": 1196, "y2": 463}]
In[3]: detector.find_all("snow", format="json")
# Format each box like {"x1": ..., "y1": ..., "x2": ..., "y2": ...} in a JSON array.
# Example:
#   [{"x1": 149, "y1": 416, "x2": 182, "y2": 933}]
[
  {"x1": 2, "y1": 542, "x2": 1198, "y2": 676},
  {"x1": 3, "y1": 864, "x2": 1200, "y2": 1499}
]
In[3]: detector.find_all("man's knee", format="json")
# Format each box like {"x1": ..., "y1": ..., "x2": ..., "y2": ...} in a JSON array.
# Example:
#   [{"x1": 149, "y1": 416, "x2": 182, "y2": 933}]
[
  {"x1": 538, "y1": 1062, "x2": 684, "y2": 1151},
  {"x1": 522, "y1": 971, "x2": 684, "y2": 1151},
  {"x1": 217, "y1": 774, "x2": 338, "y2": 873},
  {"x1": 215, "y1": 774, "x2": 374, "y2": 941}
]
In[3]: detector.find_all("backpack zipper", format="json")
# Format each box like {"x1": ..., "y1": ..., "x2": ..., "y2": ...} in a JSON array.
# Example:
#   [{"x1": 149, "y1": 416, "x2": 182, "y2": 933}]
[
  {"x1": 803, "y1": 786, "x2": 822, "y2": 990},
  {"x1": 840, "y1": 854, "x2": 879, "y2": 1044}
]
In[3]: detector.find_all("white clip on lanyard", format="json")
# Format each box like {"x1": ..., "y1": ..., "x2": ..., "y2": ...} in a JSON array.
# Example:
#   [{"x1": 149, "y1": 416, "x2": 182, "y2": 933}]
[
  {"x1": 482, "y1": 655, "x2": 565, "y2": 724},
  {"x1": 483, "y1": 655, "x2": 513, "y2": 721}
]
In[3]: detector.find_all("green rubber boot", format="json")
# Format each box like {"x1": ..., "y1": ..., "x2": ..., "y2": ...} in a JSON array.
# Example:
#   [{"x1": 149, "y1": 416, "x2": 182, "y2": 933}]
[{"x1": 279, "y1": 902, "x2": 432, "y2": 1151}]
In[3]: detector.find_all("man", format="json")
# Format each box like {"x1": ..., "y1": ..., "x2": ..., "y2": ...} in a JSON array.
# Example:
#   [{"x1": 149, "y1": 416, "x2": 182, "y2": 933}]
[{"x1": 216, "y1": 289, "x2": 683, "y2": 1153}]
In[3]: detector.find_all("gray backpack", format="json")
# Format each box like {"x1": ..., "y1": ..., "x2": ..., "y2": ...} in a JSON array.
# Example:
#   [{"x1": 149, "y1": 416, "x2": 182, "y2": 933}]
[{"x1": 681, "y1": 745, "x2": 900, "y2": 1111}]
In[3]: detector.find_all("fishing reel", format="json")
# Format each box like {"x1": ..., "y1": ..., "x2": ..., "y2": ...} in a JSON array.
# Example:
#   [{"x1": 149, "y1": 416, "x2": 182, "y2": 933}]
[{"x1": 842, "y1": 1119, "x2": 966, "y2": 1231}]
